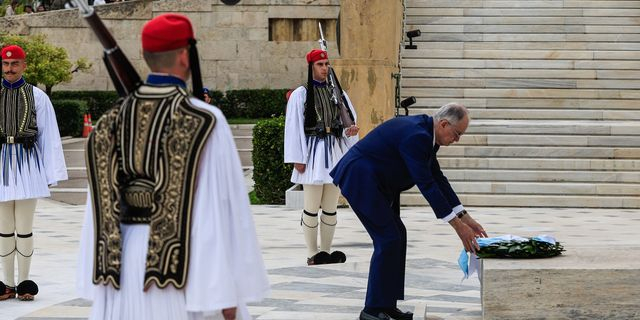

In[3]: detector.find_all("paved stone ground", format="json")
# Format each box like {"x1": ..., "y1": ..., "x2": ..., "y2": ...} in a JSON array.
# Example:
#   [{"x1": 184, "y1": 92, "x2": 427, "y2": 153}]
[
  {"x1": 2, "y1": 138, "x2": 637, "y2": 319},
  {"x1": 1, "y1": 200, "x2": 637, "y2": 320}
]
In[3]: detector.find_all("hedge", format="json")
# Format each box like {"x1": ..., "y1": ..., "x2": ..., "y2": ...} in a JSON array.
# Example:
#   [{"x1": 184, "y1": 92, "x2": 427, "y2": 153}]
[
  {"x1": 50, "y1": 89, "x2": 288, "y2": 120},
  {"x1": 252, "y1": 116, "x2": 293, "y2": 204},
  {"x1": 46, "y1": 88, "x2": 289, "y2": 137},
  {"x1": 50, "y1": 91, "x2": 120, "y2": 121},
  {"x1": 51, "y1": 99, "x2": 88, "y2": 137},
  {"x1": 219, "y1": 89, "x2": 288, "y2": 119}
]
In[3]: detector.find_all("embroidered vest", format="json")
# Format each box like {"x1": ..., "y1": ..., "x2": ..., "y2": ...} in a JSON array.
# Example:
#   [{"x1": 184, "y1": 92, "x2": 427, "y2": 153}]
[
  {"x1": 303, "y1": 84, "x2": 343, "y2": 137},
  {"x1": 86, "y1": 85, "x2": 215, "y2": 289},
  {"x1": 0, "y1": 80, "x2": 38, "y2": 146}
]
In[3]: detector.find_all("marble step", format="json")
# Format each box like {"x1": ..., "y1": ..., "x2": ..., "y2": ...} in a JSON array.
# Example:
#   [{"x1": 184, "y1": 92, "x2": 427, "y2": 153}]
[
  {"x1": 53, "y1": 178, "x2": 88, "y2": 190},
  {"x1": 400, "y1": 193, "x2": 640, "y2": 208},
  {"x1": 409, "y1": 8, "x2": 640, "y2": 17},
  {"x1": 454, "y1": 134, "x2": 640, "y2": 147},
  {"x1": 234, "y1": 136, "x2": 253, "y2": 149},
  {"x1": 229, "y1": 124, "x2": 254, "y2": 136},
  {"x1": 413, "y1": 33, "x2": 640, "y2": 42},
  {"x1": 438, "y1": 145, "x2": 640, "y2": 159},
  {"x1": 407, "y1": 16, "x2": 640, "y2": 26},
  {"x1": 66, "y1": 167, "x2": 87, "y2": 179},
  {"x1": 409, "y1": 108, "x2": 640, "y2": 121},
  {"x1": 403, "y1": 69, "x2": 640, "y2": 80},
  {"x1": 405, "y1": 181, "x2": 640, "y2": 196},
  {"x1": 440, "y1": 169, "x2": 640, "y2": 183},
  {"x1": 403, "y1": 88, "x2": 640, "y2": 99},
  {"x1": 402, "y1": 59, "x2": 640, "y2": 70},
  {"x1": 402, "y1": 79, "x2": 640, "y2": 89},
  {"x1": 231, "y1": 125, "x2": 255, "y2": 168},
  {"x1": 462, "y1": 41, "x2": 640, "y2": 51},
  {"x1": 238, "y1": 149, "x2": 253, "y2": 168},
  {"x1": 408, "y1": 25, "x2": 640, "y2": 35},
  {"x1": 407, "y1": 0, "x2": 640, "y2": 9},
  {"x1": 408, "y1": 98, "x2": 640, "y2": 110},
  {"x1": 465, "y1": 120, "x2": 640, "y2": 135},
  {"x1": 439, "y1": 157, "x2": 640, "y2": 171},
  {"x1": 399, "y1": 41, "x2": 640, "y2": 51}
]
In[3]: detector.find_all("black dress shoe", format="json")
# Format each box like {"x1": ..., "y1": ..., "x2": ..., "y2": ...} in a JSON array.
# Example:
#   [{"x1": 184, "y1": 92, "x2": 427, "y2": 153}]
[
  {"x1": 359, "y1": 310, "x2": 391, "y2": 320},
  {"x1": 383, "y1": 307, "x2": 413, "y2": 320}
]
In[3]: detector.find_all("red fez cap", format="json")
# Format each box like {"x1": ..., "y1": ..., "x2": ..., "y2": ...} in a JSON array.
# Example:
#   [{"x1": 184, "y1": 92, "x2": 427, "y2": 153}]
[
  {"x1": 1, "y1": 45, "x2": 26, "y2": 60},
  {"x1": 142, "y1": 13, "x2": 194, "y2": 53},
  {"x1": 306, "y1": 49, "x2": 328, "y2": 64}
]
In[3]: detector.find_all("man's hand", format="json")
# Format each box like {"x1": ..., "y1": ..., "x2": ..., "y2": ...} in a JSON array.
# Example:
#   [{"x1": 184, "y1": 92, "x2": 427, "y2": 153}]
[
  {"x1": 345, "y1": 125, "x2": 359, "y2": 137},
  {"x1": 294, "y1": 163, "x2": 306, "y2": 173},
  {"x1": 222, "y1": 307, "x2": 237, "y2": 320},
  {"x1": 460, "y1": 214, "x2": 488, "y2": 238},
  {"x1": 449, "y1": 218, "x2": 479, "y2": 253}
]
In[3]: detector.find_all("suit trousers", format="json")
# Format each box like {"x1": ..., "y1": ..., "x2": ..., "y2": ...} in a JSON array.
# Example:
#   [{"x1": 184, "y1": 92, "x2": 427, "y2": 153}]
[{"x1": 350, "y1": 188, "x2": 407, "y2": 308}]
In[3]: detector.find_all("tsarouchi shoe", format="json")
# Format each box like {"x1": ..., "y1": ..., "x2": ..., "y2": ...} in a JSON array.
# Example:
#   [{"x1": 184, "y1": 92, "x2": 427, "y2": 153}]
[
  {"x1": 307, "y1": 251, "x2": 332, "y2": 265},
  {"x1": 0, "y1": 282, "x2": 15, "y2": 301},
  {"x1": 330, "y1": 250, "x2": 347, "y2": 263},
  {"x1": 16, "y1": 280, "x2": 38, "y2": 301}
]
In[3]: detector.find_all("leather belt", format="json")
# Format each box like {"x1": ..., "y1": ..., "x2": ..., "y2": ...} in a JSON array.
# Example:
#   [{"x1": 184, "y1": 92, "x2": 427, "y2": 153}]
[{"x1": 0, "y1": 135, "x2": 36, "y2": 146}]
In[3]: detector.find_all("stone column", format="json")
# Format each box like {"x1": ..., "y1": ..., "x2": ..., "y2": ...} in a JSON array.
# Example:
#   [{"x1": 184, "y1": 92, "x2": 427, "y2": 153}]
[{"x1": 333, "y1": 0, "x2": 403, "y2": 136}]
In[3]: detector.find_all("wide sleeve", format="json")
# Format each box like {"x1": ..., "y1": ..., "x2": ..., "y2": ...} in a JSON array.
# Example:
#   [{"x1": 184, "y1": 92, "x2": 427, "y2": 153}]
[
  {"x1": 398, "y1": 132, "x2": 454, "y2": 219},
  {"x1": 283, "y1": 87, "x2": 308, "y2": 164},
  {"x1": 342, "y1": 91, "x2": 359, "y2": 145},
  {"x1": 76, "y1": 191, "x2": 95, "y2": 299},
  {"x1": 185, "y1": 103, "x2": 270, "y2": 316},
  {"x1": 34, "y1": 88, "x2": 68, "y2": 185}
]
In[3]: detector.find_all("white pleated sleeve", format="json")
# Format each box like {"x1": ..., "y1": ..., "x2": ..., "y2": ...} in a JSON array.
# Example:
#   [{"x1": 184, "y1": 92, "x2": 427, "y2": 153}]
[
  {"x1": 34, "y1": 87, "x2": 68, "y2": 185},
  {"x1": 283, "y1": 86, "x2": 308, "y2": 165}
]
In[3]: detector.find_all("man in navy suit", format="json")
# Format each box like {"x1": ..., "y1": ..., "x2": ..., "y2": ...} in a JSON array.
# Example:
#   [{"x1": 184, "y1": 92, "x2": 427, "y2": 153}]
[{"x1": 331, "y1": 103, "x2": 487, "y2": 320}]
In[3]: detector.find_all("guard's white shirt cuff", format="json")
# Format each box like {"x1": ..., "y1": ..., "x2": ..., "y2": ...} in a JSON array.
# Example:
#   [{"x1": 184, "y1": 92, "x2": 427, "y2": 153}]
[{"x1": 452, "y1": 204, "x2": 465, "y2": 214}]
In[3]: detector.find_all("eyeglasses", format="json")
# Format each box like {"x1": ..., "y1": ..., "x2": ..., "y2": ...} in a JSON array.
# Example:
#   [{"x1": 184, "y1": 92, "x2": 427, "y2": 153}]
[{"x1": 446, "y1": 121, "x2": 464, "y2": 139}]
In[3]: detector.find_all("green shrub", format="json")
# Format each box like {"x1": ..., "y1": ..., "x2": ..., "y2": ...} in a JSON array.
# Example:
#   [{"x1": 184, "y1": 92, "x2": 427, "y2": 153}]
[
  {"x1": 51, "y1": 99, "x2": 88, "y2": 137},
  {"x1": 252, "y1": 116, "x2": 293, "y2": 204},
  {"x1": 47, "y1": 89, "x2": 288, "y2": 123},
  {"x1": 221, "y1": 89, "x2": 288, "y2": 119},
  {"x1": 50, "y1": 91, "x2": 119, "y2": 121},
  {"x1": 208, "y1": 90, "x2": 224, "y2": 106}
]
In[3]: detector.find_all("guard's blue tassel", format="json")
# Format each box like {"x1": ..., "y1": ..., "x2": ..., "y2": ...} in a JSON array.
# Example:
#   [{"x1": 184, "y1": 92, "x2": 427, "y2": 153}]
[
  {"x1": 2, "y1": 145, "x2": 8, "y2": 186},
  {"x1": 17, "y1": 144, "x2": 23, "y2": 174},
  {"x1": 324, "y1": 137, "x2": 329, "y2": 169}
]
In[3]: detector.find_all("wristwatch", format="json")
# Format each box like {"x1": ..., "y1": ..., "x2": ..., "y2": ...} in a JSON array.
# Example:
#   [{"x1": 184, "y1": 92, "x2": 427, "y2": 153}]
[{"x1": 456, "y1": 210, "x2": 468, "y2": 219}]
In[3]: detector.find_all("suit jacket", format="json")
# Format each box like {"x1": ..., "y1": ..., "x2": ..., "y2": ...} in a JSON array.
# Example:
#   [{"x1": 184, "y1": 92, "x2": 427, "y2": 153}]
[{"x1": 331, "y1": 114, "x2": 460, "y2": 218}]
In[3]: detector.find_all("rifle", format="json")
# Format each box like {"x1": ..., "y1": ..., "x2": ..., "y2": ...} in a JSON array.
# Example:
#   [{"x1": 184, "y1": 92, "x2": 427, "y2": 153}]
[
  {"x1": 318, "y1": 22, "x2": 354, "y2": 128},
  {"x1": 73, "y1": 0, "x2": 141, "y2": 97}
]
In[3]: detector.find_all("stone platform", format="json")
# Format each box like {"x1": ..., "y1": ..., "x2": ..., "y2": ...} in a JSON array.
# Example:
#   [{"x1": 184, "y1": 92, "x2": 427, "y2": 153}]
[{"x1": 481, "y1": 247, "x2": 640, "y2": 320}]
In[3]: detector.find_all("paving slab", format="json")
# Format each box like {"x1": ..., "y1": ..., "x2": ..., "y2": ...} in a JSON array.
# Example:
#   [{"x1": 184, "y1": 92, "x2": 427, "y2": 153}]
[{"x1": 0, "y1": 201, "x2": 636, "y2": 320}]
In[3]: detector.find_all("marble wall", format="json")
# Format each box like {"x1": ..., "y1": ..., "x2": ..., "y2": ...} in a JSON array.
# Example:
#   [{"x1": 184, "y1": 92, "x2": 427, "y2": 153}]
[{"x1": 0, "y1": 0, "x2": 340, "y2": 91}]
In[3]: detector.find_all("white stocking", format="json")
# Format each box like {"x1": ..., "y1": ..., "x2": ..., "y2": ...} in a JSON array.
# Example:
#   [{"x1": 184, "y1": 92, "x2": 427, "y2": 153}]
[
  {"x1": 0, "y1": 201, "x2": 16, "y2": 287},
  {"x1": 15, "y1": 199, "x2": 36, "y2": 284},
  {"x1": 319, "y1": 184, "x2": 340, "y2": 253},
  {"x1": 302, "y1": 184, "x2": 323, "y2": 258}
]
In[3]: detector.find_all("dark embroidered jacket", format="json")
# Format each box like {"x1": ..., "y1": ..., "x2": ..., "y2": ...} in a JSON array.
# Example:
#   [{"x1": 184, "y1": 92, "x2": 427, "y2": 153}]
[{"x1": 86, "y1": 85, "x2": 215, "y2": 289}]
